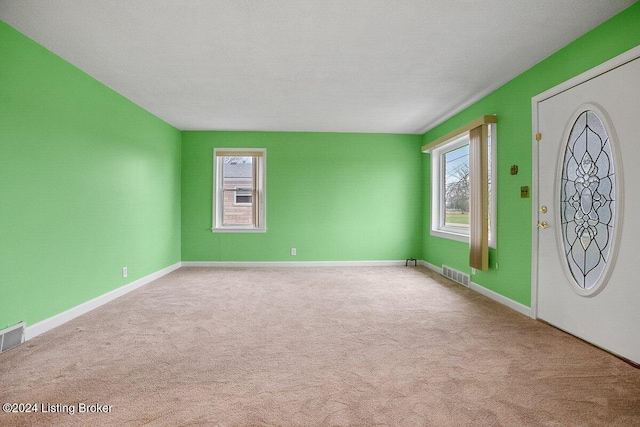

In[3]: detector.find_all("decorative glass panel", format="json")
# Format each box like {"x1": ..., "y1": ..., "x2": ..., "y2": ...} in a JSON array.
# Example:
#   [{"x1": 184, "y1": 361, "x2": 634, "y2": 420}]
[{"x1": 560, "y1": 110, "x2": 615, "y2": 291}]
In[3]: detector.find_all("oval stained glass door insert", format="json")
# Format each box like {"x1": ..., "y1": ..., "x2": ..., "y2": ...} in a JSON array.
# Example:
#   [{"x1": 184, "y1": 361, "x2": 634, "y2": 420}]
[{"x1": 560, "y1": 109, "x2": 616, "y2": 293}]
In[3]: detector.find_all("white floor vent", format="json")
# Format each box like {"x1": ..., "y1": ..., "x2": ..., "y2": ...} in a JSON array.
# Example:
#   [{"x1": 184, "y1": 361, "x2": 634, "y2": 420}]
[
  {"x1": 442, "y1": 265, "x2": 470, "y2": 287},
  {"x1": 0, "y1": 322, "x2": 25, "y2": 353}
]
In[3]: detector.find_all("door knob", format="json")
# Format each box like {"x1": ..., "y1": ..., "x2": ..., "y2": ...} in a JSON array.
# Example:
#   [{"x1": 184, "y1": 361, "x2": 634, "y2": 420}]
[{"x1": 537, "y1": 221, "x2": 548, "y2": 229}]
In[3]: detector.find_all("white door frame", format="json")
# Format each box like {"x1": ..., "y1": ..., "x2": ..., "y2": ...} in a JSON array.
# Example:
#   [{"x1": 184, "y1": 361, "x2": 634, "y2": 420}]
[{"x1": 530, "y1": 45, "x2": 640, "y2": 319}]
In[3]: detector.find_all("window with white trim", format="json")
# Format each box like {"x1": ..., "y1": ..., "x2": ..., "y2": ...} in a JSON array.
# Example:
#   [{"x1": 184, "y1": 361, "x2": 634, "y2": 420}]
[
  {"x1": 213, "y1": 148, "x2": 266, "y2": 233},
  {"x1": 429, "y1": 123, "x2": 496, "y2": 248}
]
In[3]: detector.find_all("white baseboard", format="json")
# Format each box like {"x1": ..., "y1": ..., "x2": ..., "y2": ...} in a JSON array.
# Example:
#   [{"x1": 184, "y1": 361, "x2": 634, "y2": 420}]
[
  {"x1": 181, "y1": 260, "x2": 410, "y2": 268},
  {"x1": 468, "y1": 282, "x2": 532, "y2": 317},
  {"x1": 421, "y1": 261, "x2": 532, "y2": 317},
  {"x1": 25, "y1": 262, "x2": 182, "y2": 341},
  {"x1": 24, "y1": 259, "x2": 531, "y2": 341},
  {"x1": 419, "y1": 260, "x2": 442, "y2": 274}
]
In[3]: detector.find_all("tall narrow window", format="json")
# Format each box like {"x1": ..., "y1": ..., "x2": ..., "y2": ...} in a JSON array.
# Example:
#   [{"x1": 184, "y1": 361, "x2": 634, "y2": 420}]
[
  {"x1": 213, "y1": 148, "x2": 266, "y2": 233},
  {"x1": 424, "y1": 116, "x2": 497, "y2": 252},
  {"x1": 439, "y1": 135, "x2": 471, "y2": 236}
]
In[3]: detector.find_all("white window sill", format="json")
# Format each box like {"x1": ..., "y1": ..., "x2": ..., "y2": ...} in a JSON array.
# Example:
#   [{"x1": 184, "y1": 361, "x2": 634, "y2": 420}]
[
  {"x1": 430, "y1": 228, "x2": 496, "y2": 249},
  {"x1": 212, "y1": 227, "x2": 267, "y2": 234},
  {"x1": 430, "y1": 228, "x2": 469, "y2": 244}
]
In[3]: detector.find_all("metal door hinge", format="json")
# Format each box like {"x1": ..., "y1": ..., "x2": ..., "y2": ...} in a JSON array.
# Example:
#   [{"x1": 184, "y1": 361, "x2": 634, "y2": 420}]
[{"x1": 535, "y1": 133, "x2": 542, "y2": 141}]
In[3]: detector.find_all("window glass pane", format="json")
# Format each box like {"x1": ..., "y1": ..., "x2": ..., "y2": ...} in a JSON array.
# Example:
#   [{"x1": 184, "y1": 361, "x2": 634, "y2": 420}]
[
  {"x1": 443, "y1": 145, "x2": 469, "y2": 232},
  {"x1": 222, "y1": 156, "x2": 253, "y2": 226}
]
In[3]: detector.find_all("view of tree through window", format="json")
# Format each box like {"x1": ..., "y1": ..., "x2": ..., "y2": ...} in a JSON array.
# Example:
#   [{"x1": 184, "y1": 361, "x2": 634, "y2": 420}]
[
  {"x1": 430, "y1": 123, "x2": 495, "y2": 246},
  {"x1": 444, "y1": 145, "x2": 470, "y2": 230}
]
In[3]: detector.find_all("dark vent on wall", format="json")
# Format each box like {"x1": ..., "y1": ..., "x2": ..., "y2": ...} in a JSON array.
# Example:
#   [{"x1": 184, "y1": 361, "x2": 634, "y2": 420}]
[{"x1": 0, "y1": 322, "x2": 25, "y2": 353}]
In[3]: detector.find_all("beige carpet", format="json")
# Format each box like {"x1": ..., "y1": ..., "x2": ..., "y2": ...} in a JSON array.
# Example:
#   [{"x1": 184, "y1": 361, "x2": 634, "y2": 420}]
[{"x1": 1, "y1": 266, "x2": 639, "y2": 426}]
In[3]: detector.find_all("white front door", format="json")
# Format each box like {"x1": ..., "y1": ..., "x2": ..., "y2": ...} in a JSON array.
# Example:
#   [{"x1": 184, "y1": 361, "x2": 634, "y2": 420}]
[{"x1": 535, "y1": 50, "x2": 640, "y2": 364}]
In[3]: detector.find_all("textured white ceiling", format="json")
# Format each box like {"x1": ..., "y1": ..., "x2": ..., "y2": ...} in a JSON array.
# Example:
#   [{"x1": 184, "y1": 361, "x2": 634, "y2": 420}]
[{"x1": 0, "y1": 1, "x2": 635, "y2": 134}]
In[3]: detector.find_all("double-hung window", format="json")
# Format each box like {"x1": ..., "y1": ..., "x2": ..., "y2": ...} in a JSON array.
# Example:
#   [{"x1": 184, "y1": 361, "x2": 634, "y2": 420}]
[{"x1": 213, "y1": 148, "x2": 266, "y2": 233}]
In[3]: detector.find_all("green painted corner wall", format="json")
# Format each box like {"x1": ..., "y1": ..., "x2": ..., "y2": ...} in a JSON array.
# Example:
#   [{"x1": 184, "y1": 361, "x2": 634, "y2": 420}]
[
  {"x1": 2, "y1": 2, "x2": 639, "y2": 332},
  {"x1": 421, "y1": 2, "x2": 640, "y2": 307},
  {"x1": 181, "y1": 131, "x2": 423, "y2": 262},
  {"x1": 0, "y1": 21, "x2": 182, "y2": 330}
]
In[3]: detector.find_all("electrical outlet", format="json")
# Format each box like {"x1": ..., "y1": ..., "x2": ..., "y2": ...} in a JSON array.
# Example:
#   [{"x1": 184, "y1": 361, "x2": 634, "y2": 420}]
[
  {"x1": 471, "y1": 268, "x2": 476, "y2": 275},
  {"x1": 291, "y1": 248, "x2": 297, "y2": 256},
  {"x1": 122, "y1": 267, "x2": 128, "y2": 278}
]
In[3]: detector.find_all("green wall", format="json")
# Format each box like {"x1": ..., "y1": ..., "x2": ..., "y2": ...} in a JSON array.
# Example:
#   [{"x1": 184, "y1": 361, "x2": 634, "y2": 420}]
[
  {"x1": 421, "y1": 2, "x2": 640, "y2": 306},
  {"x1": 0, "y1": 21, "x2": 182, "y2": 330},
  {"x1": 182, "y1": 131, "x2": 423, "y2": 262},
  {"x1": 2, "y1": 2, "x2": 638, "y2": 332}
]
